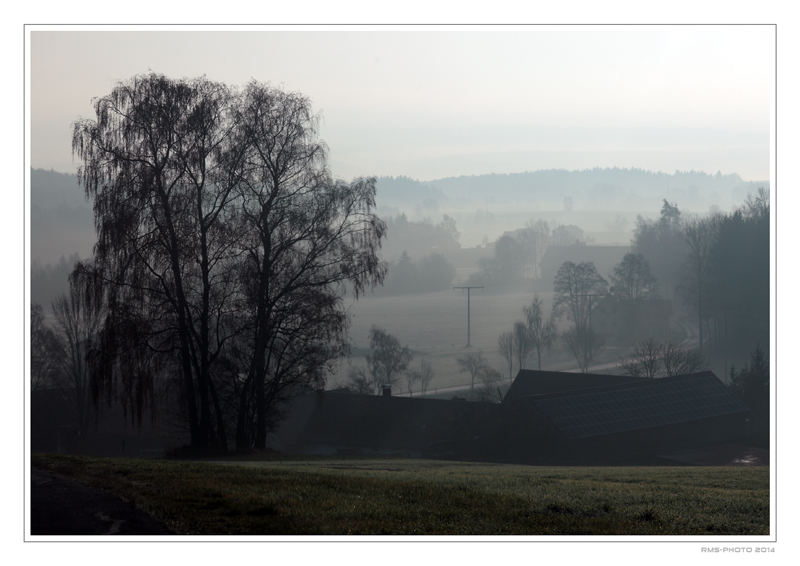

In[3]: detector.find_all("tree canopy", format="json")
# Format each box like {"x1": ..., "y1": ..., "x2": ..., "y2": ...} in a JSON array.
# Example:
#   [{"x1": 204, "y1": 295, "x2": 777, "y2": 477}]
[
  {"x1": 71, "y1": 73, "x2": 387, "y2": 452},
  {"x1": 552, "y1": 261, "x2": 608, "y2": 372},
  {"x1": 609, "y1": 253, "x2": 660, "y2": 302}
]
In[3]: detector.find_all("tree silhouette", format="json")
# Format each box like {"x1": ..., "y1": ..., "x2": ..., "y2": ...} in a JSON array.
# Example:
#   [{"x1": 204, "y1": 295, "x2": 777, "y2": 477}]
[
  {"x1": 524, "y1": 294, "x2": 558, "y2": 371},
  {"x1": 71, "y1": 74, "x2": 387, "y2": 452},
  {"x1": 553, "y1": 262, "x2": 608, "y2": 372},
  {"x1": 365, "y1": 326, "x2": 412, "y2": 390},
  {"x1": 497, "y1": 331, "x2": 514, "y2": 381},
  {"x1": 609, "y1": 253, "x2": 660, "y2": 301},
  {"x1": 456, "y1": 351, "x2": 488, "y2": 392}
]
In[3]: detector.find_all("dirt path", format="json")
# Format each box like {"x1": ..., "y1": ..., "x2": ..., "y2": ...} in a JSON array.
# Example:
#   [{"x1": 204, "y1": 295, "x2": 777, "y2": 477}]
[{"x1": 30, "y1": 467, "x2": 173, "y2": 536}]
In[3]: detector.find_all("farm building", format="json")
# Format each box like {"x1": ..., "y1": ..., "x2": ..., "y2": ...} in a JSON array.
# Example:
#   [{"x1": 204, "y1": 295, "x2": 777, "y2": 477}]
[
  {"x1": 496, "y1": 370, "x2": 762, "y2": 465},
  {"x1": 32, "y1": 367, "x2": 765, "y2": 466},
  {"x1": 263, "y1": 369, "x2": 765, "y2": 466},
  {"x1": 265, "y1": 387, "x2": 502, "y2": 461},
  {"x1": 503, "y1": 369, "x2": 650, "y2": 403}
]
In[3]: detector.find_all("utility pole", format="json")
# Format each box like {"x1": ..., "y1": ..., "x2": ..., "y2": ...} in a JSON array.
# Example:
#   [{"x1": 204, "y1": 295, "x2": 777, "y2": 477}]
[
  {"x1": 453, "y1": 286, "x2": 484, "y2": 348},
  {"x1": 573, "y1": 292, "x2": 603, "y2": 372}
]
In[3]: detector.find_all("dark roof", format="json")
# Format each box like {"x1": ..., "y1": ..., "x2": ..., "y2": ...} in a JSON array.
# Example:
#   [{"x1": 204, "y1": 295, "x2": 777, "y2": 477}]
[
  {"x1": 294, "y1": 393, "x2": 502, "y2": 453},
  {"x1": 528, "y1": 372, "x2": 750, "y2": 439},
  {"x1": 504, "y1": 369, "x2": 648, "y2": 404}
]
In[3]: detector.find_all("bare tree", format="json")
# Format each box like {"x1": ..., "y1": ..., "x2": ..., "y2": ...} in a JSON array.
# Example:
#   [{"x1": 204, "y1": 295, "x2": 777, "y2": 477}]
[
  {"x1": 456, "y1": 351, "x2": 488, "y2": 392},
  {"x1": 344, "y1": 364, "x2": 377, "y2": 395},
  {"x1": 497, "y1": 331, "x2": 514, "y2": 381},
  {"x1": 679, "y1": 215, "x2": 721, "y2": 353},
  {"x1": 618, "y1": 339, "x2": 708, "y2": 378},
  {"x1": 661, "y1": 341, "x2": 708, "y2": 376},
  {"x1": 553, "y1": 262, "x2": 608, "y2": 371},
  {"x1": 609, "y1": 253, "x2": 660, "y2": 301},
  {"x1": 365, "y1": 326, "x2": 413, "y2": 390},
  {"x1": 407, "y1": 359, "x2": 435, "y2": 396},
  {"x1": 72, "y1": 73, "x2": 246, "y2": 451},
  {"x1": 513, "y1": 321, "x2": 533, "y2": 372},
  {"x1": 618, "y1": 338, "x2": 663, "y2": 378},
  {"x1": 553, "y1": 261, "x2": 608, "y2": 330},
  {"x1": 404, "y1": 371, "x2": 418, "y2": 397},
  {"x1": 474, "y1": 366, "x2": 503, "y2": 403},
  {"x1": 234, "y1": 82, "x2": 387, "y2": 449},
  {"x1": 72, "y1": 74, "x2": 387, "y2": 452},
  {"x1": 524, "y1": 219, "x2": 551, "y2": 279},
  {"x1": 524, "y1": 294, "x2": 558, "y2": 371},
  {"x1": 562, "y1": 326, "x2": 605, "y2": 373},
  {"x1": 51, "y1": 279, "x2": 103, "y2": 436},
  {"x1": 30, "y1": 303, "x2": 61, "y2": 390}
]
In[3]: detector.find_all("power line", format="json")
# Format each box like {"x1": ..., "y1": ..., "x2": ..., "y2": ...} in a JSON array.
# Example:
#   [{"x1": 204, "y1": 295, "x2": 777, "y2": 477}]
[{"x1": 453, "y1": 286, "x2": 484, "y2": 348}]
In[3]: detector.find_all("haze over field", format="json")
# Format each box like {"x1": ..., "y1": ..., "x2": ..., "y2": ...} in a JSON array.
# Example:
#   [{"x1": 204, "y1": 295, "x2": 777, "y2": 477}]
[{"x1": 27, "y1": 26, "x2": 773, "y2": 452}]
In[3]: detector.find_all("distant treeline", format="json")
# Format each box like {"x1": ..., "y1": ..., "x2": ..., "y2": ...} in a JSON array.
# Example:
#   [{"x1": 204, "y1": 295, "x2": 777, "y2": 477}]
[
  {"x1": 377, "y1": 251, "x2": 457, "y2": 295},
  {"x1": 380, "y1": 213, "x2": 461, "y2": 263},
  {"x1": 31, "y1": 168, "x2": 89, "y2": 210},
  {"x1": 376, "y1": 168, "x2": 766, "y2": 211},
  {"x1": 632, "y1": 191, "x2": 769, "y2": 356},
  {"x1": 31, "y1": 253, "x2": 81, "y2": 309}
]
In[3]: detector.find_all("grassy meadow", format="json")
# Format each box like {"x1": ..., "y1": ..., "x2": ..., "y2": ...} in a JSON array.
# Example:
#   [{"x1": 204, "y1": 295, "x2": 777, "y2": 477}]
[
  {"x1": 334, "y1": 288, "x2": 637, "y2": 394},
  {"x1": 31, "y1": 454, "x2": 769, "y2": 536}
]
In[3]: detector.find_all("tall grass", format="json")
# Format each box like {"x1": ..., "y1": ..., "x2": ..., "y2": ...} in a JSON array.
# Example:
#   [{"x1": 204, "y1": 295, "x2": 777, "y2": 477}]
[{"x1": 32, "y1": 454, "x2": 769, "y2": 535}]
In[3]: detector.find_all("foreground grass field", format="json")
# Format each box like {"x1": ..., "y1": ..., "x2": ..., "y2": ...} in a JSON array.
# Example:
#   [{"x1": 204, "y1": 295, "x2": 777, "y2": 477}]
[{"x1": 31, "y1": 454, "x2": 769, "y2": 536}]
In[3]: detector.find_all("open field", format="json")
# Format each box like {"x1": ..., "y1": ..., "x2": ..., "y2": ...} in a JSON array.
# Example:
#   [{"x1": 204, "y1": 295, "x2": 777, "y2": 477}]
[
  {"x1": 332, "y1": 288, "x2": 663, "y2": 393},
  {"x1": 334, "y1": 288, "x2": 551, "y2": 392},
  {"x1": 31, "y1": 454, "x2": 769, "y2": 536}
]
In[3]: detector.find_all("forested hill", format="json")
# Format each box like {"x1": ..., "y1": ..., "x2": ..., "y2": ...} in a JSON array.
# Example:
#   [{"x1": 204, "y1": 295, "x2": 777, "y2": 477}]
[
  {"x1": 33, "y1": 167, "x2": 766, "y2": 214},
  {"x1": 376, "y1": 168, "x2": 767, "y2": 212},
  {"x1": 31, "y1": 168, "x2": 89, "y2": 210}
]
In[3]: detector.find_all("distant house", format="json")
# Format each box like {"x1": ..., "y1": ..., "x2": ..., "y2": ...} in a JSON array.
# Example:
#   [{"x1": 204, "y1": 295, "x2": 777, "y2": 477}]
[
  {"x1": 550, "y1": 224, "x2": 584, "y2": 245},
  {"x1": 497, "y1": 370, "x2": 760, "y2": 465},
  {"x1": 591, "y1": 296, "x2": 673, "y2": 342},
  {"x1": 267, "y1": 389, "x2": 502, "y2": 461},
  {"x1": 538, "y1": 245, "x2": 629, "y2": 286},
  {"x1": 266, "y1": 369, "x2": 765, "y2": 466},
  {"x1": 503, "y1": 369, "x2": 649, "y2": 404}
]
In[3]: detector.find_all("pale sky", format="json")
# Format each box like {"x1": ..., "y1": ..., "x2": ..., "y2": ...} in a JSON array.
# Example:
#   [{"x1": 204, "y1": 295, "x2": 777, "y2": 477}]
[{"x1": 29, "y1": 25, "x2": 774, "y2": 181}]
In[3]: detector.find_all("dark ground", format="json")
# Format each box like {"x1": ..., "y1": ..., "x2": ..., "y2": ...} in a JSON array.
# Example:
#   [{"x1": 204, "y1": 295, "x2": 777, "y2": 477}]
[{"x1": 30, "y1": 467, "x2": 173, "y2": 536}]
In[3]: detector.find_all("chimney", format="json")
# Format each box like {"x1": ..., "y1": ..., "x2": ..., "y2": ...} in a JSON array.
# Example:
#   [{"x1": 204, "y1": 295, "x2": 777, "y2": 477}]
[{"x1": 382, "y1": 384, "x2": 392, "y2": 397}]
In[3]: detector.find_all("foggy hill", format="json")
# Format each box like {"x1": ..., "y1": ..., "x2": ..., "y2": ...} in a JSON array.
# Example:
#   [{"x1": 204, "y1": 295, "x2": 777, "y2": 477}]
[
  {"x1": 376, "y1": 168, "x2": 768, "y2": 213},
  {"x1": 31, "y1": 168, "x2": 90, "y2": 210}
]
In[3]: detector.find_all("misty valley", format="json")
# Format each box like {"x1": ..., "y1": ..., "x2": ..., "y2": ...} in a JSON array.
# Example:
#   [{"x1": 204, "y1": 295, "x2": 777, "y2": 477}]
[
  {"x1": 28, "y1": 73, "x2": 770, "y2": 537},
  {"x1": 16, "y1": 2, "x2": 788, "y2": 543}
]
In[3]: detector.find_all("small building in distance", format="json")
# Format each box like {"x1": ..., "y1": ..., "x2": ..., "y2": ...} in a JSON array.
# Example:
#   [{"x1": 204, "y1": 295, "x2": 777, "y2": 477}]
[
  {"x1": 496, "y1": 370, "x2": 760, "y2": 466},
  {"x1": 265, "y1": 369, "x2": 764, "y2": 467}
]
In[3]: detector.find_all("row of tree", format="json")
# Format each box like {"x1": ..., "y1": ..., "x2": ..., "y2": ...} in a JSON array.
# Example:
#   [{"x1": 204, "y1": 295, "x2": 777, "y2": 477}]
[
  {"x1": 490, "y1": 250, "x2": 663, "y2": 376},
  {"x1": 344, "y1": 325, "x2": 434, "y2": 397},
  {"x1": 468, "y1": 220, "x2": 585, "y2": 287},
  {"x1": 57, "y1": 73, "x2": 389, "y2": 453},
  {"x1": 633, "y1": 191, "x2": 769, "y2": 356},
  {"x1": 616, "y1": 338, "x2": 708, "y2": 378},
  {"x1": 378, "y1": 251, "x2": 457, "y2": 295}
]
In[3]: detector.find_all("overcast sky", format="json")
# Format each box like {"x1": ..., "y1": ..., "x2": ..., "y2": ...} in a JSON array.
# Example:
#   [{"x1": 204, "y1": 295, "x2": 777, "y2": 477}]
[{"x1": 29, "y1": 26, "x2": 774, "y2": 182}]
